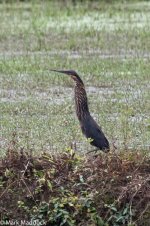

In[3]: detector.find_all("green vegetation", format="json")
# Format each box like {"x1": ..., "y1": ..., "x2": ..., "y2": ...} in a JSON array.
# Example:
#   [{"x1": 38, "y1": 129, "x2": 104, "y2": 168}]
[
  {"x1": 0, "y1": 1, "x2": 150, "y2": 224},
  {"x1": 0, "y1": 144, "x2": 149, "y2": 225},
  {"x1": 0, "y1": 0, "x2": 150, "y2": 155}
]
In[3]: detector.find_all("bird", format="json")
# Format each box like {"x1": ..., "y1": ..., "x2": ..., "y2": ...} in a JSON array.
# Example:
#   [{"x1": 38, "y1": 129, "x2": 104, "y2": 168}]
[{"x1": 51, "y1": 69, "x2": 110, "y2": 153}]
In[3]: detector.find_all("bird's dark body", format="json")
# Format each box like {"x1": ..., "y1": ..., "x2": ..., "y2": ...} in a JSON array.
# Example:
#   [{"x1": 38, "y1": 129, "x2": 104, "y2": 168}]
[
  {"x1": 51, "y1": 69, "x2": 110, "y2": 153},
  {"x1": 80, "y1": 115, "x2": 109, "y2": 151}
]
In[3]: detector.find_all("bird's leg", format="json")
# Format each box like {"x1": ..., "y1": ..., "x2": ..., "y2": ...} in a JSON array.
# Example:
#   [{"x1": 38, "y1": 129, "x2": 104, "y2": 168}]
[{"x1": 86, "y1": 148, "x2": 99, "y2": 155}]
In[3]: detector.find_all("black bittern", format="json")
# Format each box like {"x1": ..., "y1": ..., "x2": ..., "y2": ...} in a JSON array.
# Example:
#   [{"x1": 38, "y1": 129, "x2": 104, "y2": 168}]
[{"x1": 51, "y1": 70, "x2": 110, "y2": 153}]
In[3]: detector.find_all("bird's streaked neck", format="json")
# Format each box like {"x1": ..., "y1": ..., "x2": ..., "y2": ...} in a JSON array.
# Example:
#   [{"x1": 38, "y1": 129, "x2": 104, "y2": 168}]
[{"x1": 74, "y1": 82, "x2": 90, "y2": 121}]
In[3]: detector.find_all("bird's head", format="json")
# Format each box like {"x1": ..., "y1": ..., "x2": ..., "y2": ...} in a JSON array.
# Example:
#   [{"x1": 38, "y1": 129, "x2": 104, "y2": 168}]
[{"x1": 51, "y1": 70, "x2": 83, "y2": 84}]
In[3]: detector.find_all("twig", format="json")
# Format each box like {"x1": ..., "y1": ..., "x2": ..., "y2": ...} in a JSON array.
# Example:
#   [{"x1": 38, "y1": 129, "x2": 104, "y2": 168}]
[
  {"x1": 0, "y1": 180, "x2": 18, "y2": 199},
  {"x1": 21, "y1": 160, "x2": 30, "y2": 179},
  {"x1": 20, "y1": 178, "x2": 36, "y2": 203}
]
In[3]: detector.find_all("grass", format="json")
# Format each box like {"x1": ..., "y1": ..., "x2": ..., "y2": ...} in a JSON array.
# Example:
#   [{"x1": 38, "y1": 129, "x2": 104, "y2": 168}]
[
  {"x1": 0, "y1": 1, "x2": 150, "y2": 224},
  {"x1": 0, "y1": 1, "x2": 150, "y2": 155}
]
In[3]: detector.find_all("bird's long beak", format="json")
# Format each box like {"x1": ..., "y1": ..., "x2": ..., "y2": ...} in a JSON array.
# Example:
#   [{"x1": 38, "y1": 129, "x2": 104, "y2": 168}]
[{"x1": 50, "y1": 69, "x2": 70, "y2": 75}]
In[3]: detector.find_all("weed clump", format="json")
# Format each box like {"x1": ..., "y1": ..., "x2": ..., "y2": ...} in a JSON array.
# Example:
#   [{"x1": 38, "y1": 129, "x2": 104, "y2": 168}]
[{"x1": 0, "y1": 143, "x2": 149, "y2": 226}]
